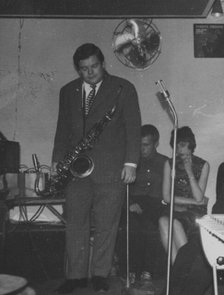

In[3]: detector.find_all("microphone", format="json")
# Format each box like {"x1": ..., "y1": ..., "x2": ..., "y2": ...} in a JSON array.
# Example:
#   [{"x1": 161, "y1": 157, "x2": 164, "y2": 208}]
[
  {"x1": 155, "y1": 80, "x2": 170, "y2": 99},
  {"x1": 32, "y1": 153, "x2": 40, "y2": 173}
]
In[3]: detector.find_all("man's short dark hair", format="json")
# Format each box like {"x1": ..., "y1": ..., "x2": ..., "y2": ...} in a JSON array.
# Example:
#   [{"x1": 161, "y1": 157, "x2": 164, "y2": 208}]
[
  {"x1": 170, "y1": 126, "x2": 196, "y2": 152},
  {"x1": 141, "y1": 124, "x2": 160, "y2": 143},
  {"x1": 73, "y1": 43, "x2": 105, "y2": 70}
]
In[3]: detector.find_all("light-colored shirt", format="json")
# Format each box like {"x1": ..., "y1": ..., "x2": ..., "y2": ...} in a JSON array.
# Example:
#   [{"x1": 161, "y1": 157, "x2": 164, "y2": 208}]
[{"x1": 83, "y1": 81, "x2": 102, "y2": 98}]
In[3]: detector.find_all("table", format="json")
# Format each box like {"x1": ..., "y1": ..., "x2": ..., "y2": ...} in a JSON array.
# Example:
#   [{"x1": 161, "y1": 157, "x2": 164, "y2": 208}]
[
  {"x1": 0, "y1": 196, "x2": 66, "y2": 257},
  {"x1": 6, "y1": 196, "x2": 66, "y2": 224}
]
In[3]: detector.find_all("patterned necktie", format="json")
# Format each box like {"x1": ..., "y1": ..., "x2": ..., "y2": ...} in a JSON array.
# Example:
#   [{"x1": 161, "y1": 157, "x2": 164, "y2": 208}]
[{"x1": 85, "y1": 84, "x2": 96, "y2": 115}]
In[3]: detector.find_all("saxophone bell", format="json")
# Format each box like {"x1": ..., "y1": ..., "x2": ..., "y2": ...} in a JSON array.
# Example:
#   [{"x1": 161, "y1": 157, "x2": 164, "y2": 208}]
[
  {"x1": 70, "y1": 154, "x2": 94, "y2": 178},
  {"x1": 35, "y1": 103, "x2": 117, "y2": 196}
]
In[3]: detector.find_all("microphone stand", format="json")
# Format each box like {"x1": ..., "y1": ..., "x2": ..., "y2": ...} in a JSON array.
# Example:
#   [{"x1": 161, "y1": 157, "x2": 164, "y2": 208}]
[
  {"x1": 32, "y1": 153, "x2": 41, "y2": 195},
  {"x1": 155, "y1": 80, "x2": 178, "y2": 295}
]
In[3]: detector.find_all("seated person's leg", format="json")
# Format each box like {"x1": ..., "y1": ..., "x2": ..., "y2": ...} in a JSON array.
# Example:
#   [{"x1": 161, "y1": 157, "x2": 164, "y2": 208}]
[
  {"x1": 172, "y1": 219, "x2": 188, "y2": 257},
  {"x1": 141, "y1": 217, "x2": 161, "y2": 278},
  {"x1": 129, "y1": 220, "x2": 146, "y2": 279},
  {"x1": 138, "y1": 198, "x2": 166, "y2": 278},
  {"x1": 142, "y1": 229, "x2": 157, "y2": 277},
  {"x1": 159, "y1": 216, "x2": 169, "y2": 251},
  {"x1": 159, "y1": 216, "x2": 178, "y2": 264}
]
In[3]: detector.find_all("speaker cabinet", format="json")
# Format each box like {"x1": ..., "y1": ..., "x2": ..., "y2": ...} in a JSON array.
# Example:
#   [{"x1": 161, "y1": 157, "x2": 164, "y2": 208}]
[
  {"x1": 0, "y1": 141, "x2": 20, "y2": 174},
  {"x1": 4, "y1": 230, "x2": 65, "y2": 281}
]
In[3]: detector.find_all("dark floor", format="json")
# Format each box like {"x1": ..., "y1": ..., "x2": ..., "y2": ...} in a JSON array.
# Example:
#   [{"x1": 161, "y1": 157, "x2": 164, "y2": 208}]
[
  {"x1": 1, "y1": 223, "x2": 223, "y2": 295},
  {"x1": 1, "y1": 223, "x2": 166, "y2": 295},
  {"x1": 31, "y1": 277, "x2": 166, "y2": 295}
]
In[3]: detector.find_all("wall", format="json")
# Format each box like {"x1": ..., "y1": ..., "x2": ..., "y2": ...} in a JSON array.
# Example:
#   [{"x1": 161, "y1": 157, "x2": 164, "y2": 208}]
[{"x1": 0, "y1": 16, "x2": 224, "y2": 210}]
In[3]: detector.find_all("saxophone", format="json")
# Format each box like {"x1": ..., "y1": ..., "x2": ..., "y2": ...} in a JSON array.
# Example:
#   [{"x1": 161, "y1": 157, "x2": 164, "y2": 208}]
[{"x1": 33, "y1": 104, "x2": 116, "y2": 196}]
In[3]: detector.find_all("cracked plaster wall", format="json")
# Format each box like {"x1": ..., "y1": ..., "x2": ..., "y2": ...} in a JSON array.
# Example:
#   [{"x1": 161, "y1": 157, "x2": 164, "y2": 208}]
[{"x1": 0, "y1": 18, "x2": 224, "y2": 211}]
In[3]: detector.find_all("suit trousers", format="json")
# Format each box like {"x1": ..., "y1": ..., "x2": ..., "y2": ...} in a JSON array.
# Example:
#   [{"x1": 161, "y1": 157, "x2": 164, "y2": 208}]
[{"x1": 64, "y1": 177, "x2": 125, "y2": 279}]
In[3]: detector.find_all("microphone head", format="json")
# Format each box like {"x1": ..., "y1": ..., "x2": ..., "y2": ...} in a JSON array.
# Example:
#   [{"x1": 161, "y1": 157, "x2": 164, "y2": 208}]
[{"x1": 155, "y1": 79, "x2": 170, "y2": 98}]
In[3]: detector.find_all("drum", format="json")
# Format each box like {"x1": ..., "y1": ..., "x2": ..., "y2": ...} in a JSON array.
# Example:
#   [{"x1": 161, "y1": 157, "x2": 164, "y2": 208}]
[{"x1": 0, "y1": 274, "x2": 27, "y2": 295}]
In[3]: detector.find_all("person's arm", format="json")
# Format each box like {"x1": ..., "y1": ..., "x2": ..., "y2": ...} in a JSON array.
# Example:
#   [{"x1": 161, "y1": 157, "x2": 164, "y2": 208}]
[
  {"x1": 173, "y1": 195, "x2": 208, "y2": 206},
  {"x1": 183, "y1": 155, "x2": 210, "y2": 203},
  {"x1": 129, "y1": 203, "x2": 143, "y2": 214},
  {"x1": 121, "y1": 82, "x2": 141, "y2": 183},
  {"x1": 162, "y1": 160, "x2": 172, "y2": 204},
  {"x1": 121, "y1": 165, "x2": 137, "y2": 184},
  {"x1": 162, "y1": 159, "x2": 209, "y2": 206}
]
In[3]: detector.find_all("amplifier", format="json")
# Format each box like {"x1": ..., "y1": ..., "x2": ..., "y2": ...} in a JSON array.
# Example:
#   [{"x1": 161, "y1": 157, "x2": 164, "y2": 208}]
[
  {"x1": 1, "y1": 172, "x2": 48, "y2": 198},
  {"x1": 0, "y1": 140, "x2": 20, "y2": 174}
]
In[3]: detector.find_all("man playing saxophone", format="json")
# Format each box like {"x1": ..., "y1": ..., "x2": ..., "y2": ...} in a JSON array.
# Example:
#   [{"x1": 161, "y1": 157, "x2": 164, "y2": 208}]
[{"x1": 52, "y1": 43, "x2": 141, "y2": 293}]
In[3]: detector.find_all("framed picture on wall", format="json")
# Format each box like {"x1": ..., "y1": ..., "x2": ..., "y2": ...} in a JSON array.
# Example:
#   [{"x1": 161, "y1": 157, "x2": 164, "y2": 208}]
[{"x1": 194, "y1": 24, "x2": 224, "y2": 58}]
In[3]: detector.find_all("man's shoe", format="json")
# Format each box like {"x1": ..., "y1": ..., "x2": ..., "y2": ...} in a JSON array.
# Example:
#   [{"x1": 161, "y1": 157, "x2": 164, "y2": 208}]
[
  {"x1": 55, "y1": 278, "x2": 88, "y2": 294},
  {"x1": 120, "y1": 272, "x2": 136, "y2": 285},
  {"x1": 92, "y1": 276, "x2": 109, "y2": 292},
  {"x1": 138, "y1": 272, "x2": 155, "y2": 295}
]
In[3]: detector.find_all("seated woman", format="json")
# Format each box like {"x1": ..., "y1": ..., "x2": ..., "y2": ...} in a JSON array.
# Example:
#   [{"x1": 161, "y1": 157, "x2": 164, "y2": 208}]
[
  {"x1": 159, "y1": 126, "x2": 210, "y2": 264},
  {"x1": 160, "y1": 160, "x2": 224, "y2": 295}
]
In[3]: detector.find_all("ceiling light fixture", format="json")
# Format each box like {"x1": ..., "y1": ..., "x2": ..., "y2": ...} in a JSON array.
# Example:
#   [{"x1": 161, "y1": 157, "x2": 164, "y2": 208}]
[{"x1": 211, "y1": 0, "x2": 224, "y2": 17}]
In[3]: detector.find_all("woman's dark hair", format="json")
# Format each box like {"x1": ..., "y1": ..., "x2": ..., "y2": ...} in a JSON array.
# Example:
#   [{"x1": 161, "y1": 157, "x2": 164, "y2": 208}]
[
  {"x1": 141, "y1": 124, "x2": 160, "y2": 143},
  {"x1": 170, "y1": 126, "x2": 196, "y2": 152},
  {"x1": 73, "y1": 43, "x2": 105, "y2": 70}
]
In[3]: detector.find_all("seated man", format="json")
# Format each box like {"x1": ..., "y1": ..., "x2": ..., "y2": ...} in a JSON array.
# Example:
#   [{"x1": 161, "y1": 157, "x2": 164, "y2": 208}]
[{"x1": 116, "y1": 124, "x2": 168, "y2": 287}]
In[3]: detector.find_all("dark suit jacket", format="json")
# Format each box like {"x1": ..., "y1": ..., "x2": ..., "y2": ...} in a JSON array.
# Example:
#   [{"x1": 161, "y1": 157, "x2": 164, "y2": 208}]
[
  {"x1": 212, "y1": 162, "x2": 224, "y2": 214},
  {"x1": 52, "y1": 72, "x2": 141, "y2": 183}
]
